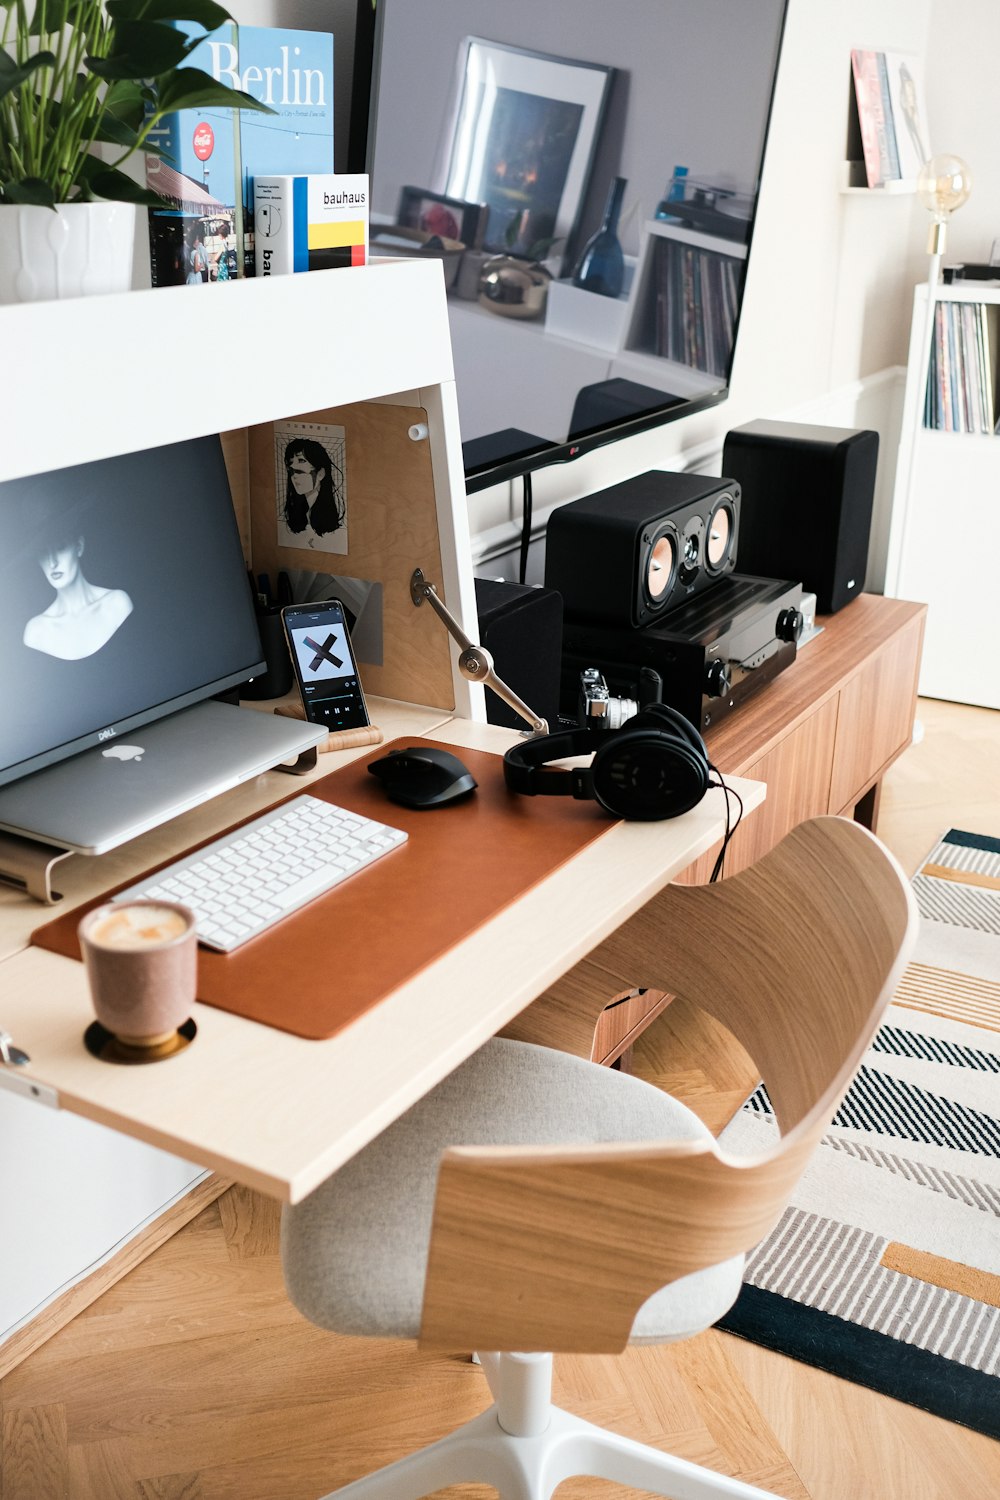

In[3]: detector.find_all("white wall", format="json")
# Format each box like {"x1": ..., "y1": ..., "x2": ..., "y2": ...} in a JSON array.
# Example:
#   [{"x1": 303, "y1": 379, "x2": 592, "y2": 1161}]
[{"x1": 922, "y1": 4, "x2": 1000, "y2": 270}]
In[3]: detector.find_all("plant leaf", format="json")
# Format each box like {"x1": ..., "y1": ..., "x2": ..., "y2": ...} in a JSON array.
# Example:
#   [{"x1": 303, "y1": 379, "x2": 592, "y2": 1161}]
[
  {"x1": 87, "y1": 19, "x2": 191, "y2": 78},
  {"x1": 41, "y1": 96, "x2": 148, "y2": 151},
  {"x1": 1, "y1": 178, "x2": 57, "y2": 207},
  {"x1": 156, "y1": 65, "x2": 276, "y2": 114},
  {"x1": 0, "y1": 48, "x2": 57, "y2": 102},
  {"x1": 86, "y1": 166, "x2": 168, "y2": 204},
  {"x1": 107, "y1": 0, "x2": 233, "y2": 28},
  {"x1": 27, "y1": 0, "x2": 70, "y2": 36},
  {"x1": 89, "y1": 110, "x2": 146, "y2": 149},
  {"x1": 102, "y1": 77, "x2": 147, "y2": 128}
]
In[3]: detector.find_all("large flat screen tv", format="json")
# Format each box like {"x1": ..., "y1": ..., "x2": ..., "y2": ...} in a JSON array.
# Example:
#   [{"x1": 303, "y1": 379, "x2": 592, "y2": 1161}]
[{"x1": 354, "y1": 0, "x2": 788, "y2": 493}]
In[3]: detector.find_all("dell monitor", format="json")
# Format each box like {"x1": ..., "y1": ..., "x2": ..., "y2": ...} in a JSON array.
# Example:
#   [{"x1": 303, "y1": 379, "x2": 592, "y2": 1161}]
[{"x1": 0, "y1": 436, "x2": 322, "y2": 857}]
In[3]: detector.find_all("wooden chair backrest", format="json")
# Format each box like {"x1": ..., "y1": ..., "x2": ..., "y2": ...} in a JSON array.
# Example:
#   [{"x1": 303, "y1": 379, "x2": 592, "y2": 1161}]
[{"x1": 419, "y1": 818, "x2": 918, "y2": 1353}]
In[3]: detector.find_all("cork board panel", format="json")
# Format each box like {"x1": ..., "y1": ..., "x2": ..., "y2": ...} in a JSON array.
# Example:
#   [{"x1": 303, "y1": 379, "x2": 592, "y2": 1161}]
[{"x1": 247, "y1": 402, "x2": 454, "y2": 710}]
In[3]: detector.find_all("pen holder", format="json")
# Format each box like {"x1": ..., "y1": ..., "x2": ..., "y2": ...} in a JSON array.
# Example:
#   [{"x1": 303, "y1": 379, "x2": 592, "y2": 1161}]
[{"x1": 242, "y1": 607, "x2": 293, "y2": 700}]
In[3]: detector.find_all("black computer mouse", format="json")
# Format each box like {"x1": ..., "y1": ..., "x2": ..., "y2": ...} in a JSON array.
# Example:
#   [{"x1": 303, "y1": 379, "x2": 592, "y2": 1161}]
[{"x1": 367, "y1": 746, "x2": 478, "y2": 809}]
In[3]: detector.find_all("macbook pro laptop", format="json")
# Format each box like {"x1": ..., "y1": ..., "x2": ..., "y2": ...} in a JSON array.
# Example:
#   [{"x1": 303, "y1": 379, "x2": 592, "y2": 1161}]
[{"x1": 0, "y1": 700, "x2": 324, "y2": 855}]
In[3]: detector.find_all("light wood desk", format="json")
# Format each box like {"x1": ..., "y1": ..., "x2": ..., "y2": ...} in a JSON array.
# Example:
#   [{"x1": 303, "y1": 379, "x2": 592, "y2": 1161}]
[{"x1": 0, "y1": 709, "x2": 763, "y2": 1204}]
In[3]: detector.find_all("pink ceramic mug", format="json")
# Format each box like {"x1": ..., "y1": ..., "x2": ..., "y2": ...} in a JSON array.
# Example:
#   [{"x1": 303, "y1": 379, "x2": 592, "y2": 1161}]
[{"x1": 78, "y1": 900, "x2": 197, "y2": 1047}]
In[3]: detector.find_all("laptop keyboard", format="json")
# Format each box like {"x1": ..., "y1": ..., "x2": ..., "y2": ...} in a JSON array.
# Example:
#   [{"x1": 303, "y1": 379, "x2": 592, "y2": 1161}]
[{"x1": 113, "y1": 795, "x2": 408, "y2": 952}]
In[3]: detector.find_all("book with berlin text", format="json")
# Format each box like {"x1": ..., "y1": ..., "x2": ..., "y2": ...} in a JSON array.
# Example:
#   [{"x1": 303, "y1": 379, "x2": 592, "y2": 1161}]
[{"x1": 144, "y1": 25, "x2": 334, "y2": 286}]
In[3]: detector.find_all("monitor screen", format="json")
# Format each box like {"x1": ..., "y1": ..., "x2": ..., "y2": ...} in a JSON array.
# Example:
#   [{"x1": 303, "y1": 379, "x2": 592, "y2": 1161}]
[
  {"x1": 0, "y1": 435, "x2": 265, "y2": 789},
  {"x1": 356, "y1": 0, "x2": 788, "y2": 492}
]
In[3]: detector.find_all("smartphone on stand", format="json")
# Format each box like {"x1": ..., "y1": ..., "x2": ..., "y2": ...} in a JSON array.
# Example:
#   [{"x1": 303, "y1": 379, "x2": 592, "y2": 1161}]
[{"x1": 281, "y1": 599, "x2": 371, "y2": 731}]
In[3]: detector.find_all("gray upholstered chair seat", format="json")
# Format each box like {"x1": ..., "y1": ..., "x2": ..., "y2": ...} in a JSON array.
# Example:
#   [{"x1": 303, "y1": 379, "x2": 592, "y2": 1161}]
[{"x1": 282, "y1": 1037, "x2": 744, "y2": 1345}]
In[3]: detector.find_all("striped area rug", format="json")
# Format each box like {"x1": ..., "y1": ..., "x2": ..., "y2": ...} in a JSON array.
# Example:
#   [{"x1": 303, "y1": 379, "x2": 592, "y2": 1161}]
[{"x1": 717, "y1": 828, "x2": 1000, "y2": 1438}]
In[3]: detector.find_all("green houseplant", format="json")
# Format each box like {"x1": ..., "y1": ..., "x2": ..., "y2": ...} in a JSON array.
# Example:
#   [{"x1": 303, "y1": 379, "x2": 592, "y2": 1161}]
[{"x1": 0, "y1": 0, "x2": 273, "y2": 299}]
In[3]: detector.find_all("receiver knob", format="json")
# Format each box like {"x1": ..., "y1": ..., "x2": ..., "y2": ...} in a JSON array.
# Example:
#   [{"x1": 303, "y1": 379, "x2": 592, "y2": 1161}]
[
  {"x1": 776, "y1": 607, "x2": 804, "y2": 643},
  {"x1": 704, "y1": 657, "x2": 732, "y2": 698}
]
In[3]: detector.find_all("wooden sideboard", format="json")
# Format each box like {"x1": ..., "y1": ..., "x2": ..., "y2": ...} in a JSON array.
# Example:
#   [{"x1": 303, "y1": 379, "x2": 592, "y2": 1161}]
[
  {"x1": 681, "y1": 592, "x2": 926, "y2": 883},
  {"x1": 504, "y1": 592, "x2": 926, "y2": 1064}
]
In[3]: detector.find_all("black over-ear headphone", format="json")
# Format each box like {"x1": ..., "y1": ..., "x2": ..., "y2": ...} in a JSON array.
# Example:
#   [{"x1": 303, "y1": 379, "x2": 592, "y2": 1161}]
[{"x1": 503, "y1": 702, "x2": 711, "y2": 821}]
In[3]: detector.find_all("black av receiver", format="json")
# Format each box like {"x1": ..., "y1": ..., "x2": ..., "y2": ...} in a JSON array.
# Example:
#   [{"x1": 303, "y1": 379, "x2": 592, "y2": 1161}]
[{"x1": 560, "y1": 573, "x2": 804, "y2": 731}]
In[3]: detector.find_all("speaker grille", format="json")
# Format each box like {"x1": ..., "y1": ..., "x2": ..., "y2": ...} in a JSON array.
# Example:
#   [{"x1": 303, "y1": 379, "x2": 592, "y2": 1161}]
[{"x1": 544, "y1": 470, "x2": 741, "y2": 628}]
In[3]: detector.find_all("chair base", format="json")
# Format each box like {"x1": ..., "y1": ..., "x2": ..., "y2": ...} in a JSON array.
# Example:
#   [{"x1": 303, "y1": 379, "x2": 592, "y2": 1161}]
[{"x1": 319, "y1": 1352, "x2": 781, "y2": 1500}]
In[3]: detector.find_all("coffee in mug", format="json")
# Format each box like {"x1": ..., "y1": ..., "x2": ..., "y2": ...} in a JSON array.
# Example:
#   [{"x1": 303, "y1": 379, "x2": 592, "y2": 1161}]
[{"x1": 78, "y1": 899, "x2": 197, "y2": 1048}]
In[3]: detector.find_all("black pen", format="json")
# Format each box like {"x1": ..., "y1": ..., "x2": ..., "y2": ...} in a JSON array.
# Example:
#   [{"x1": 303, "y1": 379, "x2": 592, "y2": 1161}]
[{"x1": 276, "y1": 570, "x2": 293, "y2": 606}]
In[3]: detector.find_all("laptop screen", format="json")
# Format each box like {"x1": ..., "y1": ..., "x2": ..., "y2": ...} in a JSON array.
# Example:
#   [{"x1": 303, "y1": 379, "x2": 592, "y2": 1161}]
[{"x1": 0, "y1": 435, "x2": 265, "y2": 789}]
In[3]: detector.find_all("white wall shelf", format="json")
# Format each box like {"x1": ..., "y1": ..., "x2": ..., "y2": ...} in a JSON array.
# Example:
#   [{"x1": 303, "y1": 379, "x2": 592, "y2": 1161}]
[{"x1": 840, "y1": 161, "x2": 916, "y2": 194}]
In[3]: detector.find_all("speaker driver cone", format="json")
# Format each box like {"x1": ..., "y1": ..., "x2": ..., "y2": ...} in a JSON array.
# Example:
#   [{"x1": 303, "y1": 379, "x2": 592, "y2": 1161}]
[
  {"x1": 646, "y1": 532, "x2": 677, "y2": 601},
  {"x1": 706, "y1": 498, "x2": 734, "y2": 572}
]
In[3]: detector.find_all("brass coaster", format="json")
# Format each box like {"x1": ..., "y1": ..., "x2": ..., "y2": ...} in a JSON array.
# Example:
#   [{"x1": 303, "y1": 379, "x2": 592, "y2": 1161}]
[{"x1": 83, "y1": 1018, "x2": 197, "y2": 1065}]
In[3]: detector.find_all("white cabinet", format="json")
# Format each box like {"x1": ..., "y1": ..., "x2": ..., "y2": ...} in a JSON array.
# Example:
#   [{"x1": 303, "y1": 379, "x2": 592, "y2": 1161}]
[
  {"x1": 884, "y1": 282, "x2": 1000, "y2": 709},
  {"x1": 0, "y1": 258, "x2": 476, "y2": 1364}
]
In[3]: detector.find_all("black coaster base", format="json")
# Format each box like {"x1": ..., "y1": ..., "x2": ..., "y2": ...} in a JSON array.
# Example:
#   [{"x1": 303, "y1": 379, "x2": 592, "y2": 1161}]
[{"x1": 83, "y1": 1017, "x2": 197, "y2": 1065}]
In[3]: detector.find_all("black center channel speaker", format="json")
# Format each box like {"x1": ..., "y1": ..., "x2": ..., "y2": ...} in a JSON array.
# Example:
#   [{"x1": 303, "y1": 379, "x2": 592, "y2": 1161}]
[
  {"x1": 543, "y1": 470, "x2": 740, "y2": 628},
  {"x1": 721, "y1": 419, "x2": 878, "y2": 614}
]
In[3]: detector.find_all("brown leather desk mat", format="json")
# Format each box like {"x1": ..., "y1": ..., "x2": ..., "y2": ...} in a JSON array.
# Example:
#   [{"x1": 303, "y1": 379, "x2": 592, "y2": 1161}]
[{"x1": 31, "y1": 739, "x2": 617, "y2": 1040}]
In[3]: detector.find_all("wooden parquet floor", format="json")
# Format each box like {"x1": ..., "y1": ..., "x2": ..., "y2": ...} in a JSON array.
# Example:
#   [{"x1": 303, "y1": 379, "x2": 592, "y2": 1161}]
[{"x1": 2, "y1": 698, "x2": 999, "y2": 1499}]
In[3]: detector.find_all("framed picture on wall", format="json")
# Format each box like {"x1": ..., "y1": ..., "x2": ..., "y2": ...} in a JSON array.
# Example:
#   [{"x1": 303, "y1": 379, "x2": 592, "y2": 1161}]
[
  {"x1": 396, "y1": 186, "x2": 487, "y2": 247},
  {"x1": 437, "y1": 38, "x2": 613, "y2": 257}
]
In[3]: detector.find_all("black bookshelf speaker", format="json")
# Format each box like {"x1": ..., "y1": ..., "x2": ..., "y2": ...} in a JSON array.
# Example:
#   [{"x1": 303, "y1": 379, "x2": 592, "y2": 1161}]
[
  {"x1": 543, "y1": 470, "x2": 740, "y2": 629},
  {"x1": 721, "y1": 420, "x2": 878, "y2": 614},
  {"x1": 474, "y1": 577, "x2": 563, "y2": 731}
]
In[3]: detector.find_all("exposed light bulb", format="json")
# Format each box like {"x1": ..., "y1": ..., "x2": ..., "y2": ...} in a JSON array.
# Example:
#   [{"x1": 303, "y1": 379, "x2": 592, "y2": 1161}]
[
  {"x1": 917, "y1": 154, "x2": 972, "y2": 259},
  {"x1": 917, "y1": 154, "x2": 972, "y2": 217}
]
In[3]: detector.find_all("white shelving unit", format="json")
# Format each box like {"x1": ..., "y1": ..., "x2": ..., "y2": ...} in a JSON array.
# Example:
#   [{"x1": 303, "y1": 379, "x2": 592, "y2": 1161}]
[{"x1": 884, "y1": 281, "x2": 1000, "y2": 710}]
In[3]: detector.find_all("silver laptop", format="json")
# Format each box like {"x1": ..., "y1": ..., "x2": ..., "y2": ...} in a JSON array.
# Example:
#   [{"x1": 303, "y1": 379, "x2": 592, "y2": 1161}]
[{"x1": 0, "y1": 700, "x2": 324, "y2": 855}]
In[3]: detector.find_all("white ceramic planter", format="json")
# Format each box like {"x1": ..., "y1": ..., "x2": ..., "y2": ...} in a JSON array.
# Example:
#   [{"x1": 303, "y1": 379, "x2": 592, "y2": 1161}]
[{"x1": 0, "y1": 201, "x2": 136, "y2": 304}]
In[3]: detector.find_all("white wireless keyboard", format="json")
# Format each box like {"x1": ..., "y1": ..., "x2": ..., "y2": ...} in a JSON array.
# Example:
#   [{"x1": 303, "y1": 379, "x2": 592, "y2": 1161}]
[{"x1": 114, "y1": 794, "x2": 408, "y2": 952}]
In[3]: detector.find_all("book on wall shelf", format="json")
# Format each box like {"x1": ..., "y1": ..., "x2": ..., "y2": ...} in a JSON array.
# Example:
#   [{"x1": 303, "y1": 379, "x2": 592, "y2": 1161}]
[
  {"x1": 923, "y1": 299, "x2": 999, "y2": 435},
  {"x1": 849, "y1": 48, "x2": 931, "y2": 190},
  {"x1": 144, "y1": 25, "x2": 334, "y2": 287}
]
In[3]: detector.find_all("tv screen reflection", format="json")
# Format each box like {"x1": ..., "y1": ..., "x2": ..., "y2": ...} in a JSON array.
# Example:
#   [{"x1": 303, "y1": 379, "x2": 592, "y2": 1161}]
[{"x1": 364, "y1": 0, "x2": 787, "y2": 488}]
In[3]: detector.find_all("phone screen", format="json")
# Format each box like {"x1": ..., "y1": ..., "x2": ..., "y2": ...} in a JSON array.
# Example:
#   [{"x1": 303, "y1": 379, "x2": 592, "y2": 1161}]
[{"x1": 281, "y1": 599, "x2": 370, "y2": 730}]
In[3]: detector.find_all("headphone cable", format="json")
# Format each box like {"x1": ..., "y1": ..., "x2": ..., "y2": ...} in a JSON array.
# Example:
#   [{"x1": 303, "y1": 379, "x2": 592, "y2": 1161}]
[
  {"x1": 518, "y1": 471, "x2": 533, "y2": 585},
  {"x1": 707, "y1": 764, "x2": 743, "y2": 883}
]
